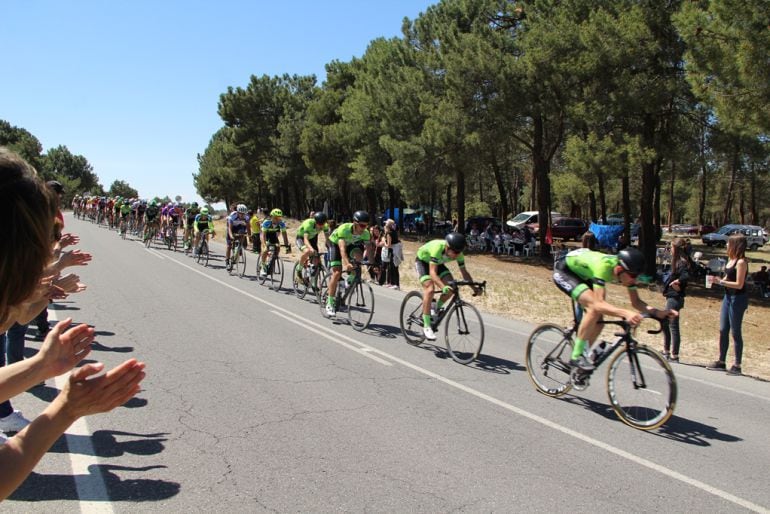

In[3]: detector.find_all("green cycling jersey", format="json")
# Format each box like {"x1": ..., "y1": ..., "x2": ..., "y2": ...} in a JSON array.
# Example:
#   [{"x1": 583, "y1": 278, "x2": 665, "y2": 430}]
[
  {"x1": 565, "y1": 248, "x2": 626, "y2": 289},
  {"x1": 328, "y1": 222, "x2": 371, "y2": 245},
  {"x1": 297, "y1": 218, "x2": 329, "y2": 239},
  {"x1": 416, "y1": 239, "x2": 466, "y2": 267}
]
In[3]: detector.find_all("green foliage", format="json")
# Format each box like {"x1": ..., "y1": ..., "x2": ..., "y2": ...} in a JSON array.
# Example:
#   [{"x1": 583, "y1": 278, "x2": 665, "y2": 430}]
[
  {"x1": 108, "y1": 180, "x2": 139, "y2": 198},
  {"x1": 0, "y1": 120, "x2": 43, "y2": 169}
]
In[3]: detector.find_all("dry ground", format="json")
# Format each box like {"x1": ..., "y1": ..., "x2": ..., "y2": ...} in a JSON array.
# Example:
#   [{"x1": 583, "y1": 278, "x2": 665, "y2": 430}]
[{"x1": 217, "y1": 217, "x2": 770, "y2": 381}]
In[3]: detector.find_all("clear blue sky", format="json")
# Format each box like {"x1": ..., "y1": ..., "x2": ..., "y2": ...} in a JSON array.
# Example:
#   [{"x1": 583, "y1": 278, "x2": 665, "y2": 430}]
[{"x1": 2, "y1": 0, "x2": 435, "y2": 204}]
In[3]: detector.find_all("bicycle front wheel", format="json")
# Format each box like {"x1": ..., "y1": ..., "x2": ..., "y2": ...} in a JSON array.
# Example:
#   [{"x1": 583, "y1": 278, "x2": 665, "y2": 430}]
[
  {"x1": 237, "y1": 246, "x2": 247, "y2": 277},
  {"x1": 399, "y1": 290, "x2": 426, "y2": 345},
  {"x1": 525, "y1": 324, "x2": 574, "y2": 397},
  {"x1": 444, "y1": 301, "x2": 484, "y2": 365},
  {"x1": 269, "y1": 257, "x2": 284, "y2": 291},
  {"x1": 293, "y1": 264, "x2": 308, "y2": 300},
  {"x1": 256, "y1": 254, "x2": 268, "y2": 285},
  {"x1": 607, "y1": 345, "x2": 677, "y2": 430},
  {"x1": 197, "y1": 241, "x2": 209, "y2": 267},
  {"x1": 347, "y1": 280, "x2": 374, "y2": 331}
]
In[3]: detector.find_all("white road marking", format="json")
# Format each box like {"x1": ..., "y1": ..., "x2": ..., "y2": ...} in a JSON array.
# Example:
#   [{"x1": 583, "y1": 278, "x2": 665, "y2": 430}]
[
  {"x1": 159, "y1": 244, "x2": 770, "y2": 512},
  {"x1": 270, "y1": 310, "x2": 392, "y2": 366},
  {"x1": 49, "y1": 309, "x2": 115, "y2": 513}
]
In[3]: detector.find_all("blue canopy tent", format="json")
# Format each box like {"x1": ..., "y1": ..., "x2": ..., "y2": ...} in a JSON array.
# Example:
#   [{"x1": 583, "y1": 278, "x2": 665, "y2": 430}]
[{"x1": 588, "y1": 223, "x2": 624, "y2": 250}]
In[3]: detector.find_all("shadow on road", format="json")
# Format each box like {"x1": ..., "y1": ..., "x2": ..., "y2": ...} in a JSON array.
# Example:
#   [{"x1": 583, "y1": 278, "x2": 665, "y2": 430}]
[
  {"x1": 562, "y1": 396, "x2": 742, "y2": 444},
  {"x1": 469, "y1": 354, "x2": 526, "y2": 375},
  {"x1": 10, "y1": 465, "x2": 180, "y2": 502},
  {"x1": 365, "y1": 323, "x2": 401, "y2": 339},
  {"x1": 92, "y1": 341, "x2": 134, "y2": 353}
]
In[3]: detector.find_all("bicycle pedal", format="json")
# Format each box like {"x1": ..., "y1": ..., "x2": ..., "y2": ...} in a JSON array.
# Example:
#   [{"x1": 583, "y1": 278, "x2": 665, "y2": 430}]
[{"x1": 570, "y1": 368, "x2": 591, "y2": 390}]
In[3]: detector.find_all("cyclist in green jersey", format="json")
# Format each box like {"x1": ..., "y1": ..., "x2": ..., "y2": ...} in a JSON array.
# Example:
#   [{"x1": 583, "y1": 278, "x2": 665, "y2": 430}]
[
  {"x1": 415, "y1": 233, "x2": 480, "y2": 340},
  {"x1": 552, "y1": 247, "x2": 677, "y2": 371},
  {"x1": 294, "y1": 212, "x2": 329, "y2": 280},
  {"x1": 324, "y1": 210, "x2": 373, "y2": 317}
]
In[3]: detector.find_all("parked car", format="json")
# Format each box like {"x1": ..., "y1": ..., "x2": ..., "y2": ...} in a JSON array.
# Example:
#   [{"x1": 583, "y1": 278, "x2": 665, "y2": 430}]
[
  {"x1": 699, "y1": 224, "x2": 716, "y2": 235},
  {"x1": 506, "y1": 211, "x2": 562, "y2": 229},
  {"x1": 528, "y1": 217, "x2": 588, "y2": 241},
  {"x1": 702, "y1": 224, "x2": 766, "y2": 250}
]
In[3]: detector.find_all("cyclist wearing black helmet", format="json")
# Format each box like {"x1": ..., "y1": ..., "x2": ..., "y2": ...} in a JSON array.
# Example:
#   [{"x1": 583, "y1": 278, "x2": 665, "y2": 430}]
[
  {"x1": 294, "y1": 211, "x2": 330, "y2": 280},
  {"x1": 414, "y1": 232, "x2": 480, "y2": 340},
  {"x1": 324, "y1": 210, "x2": 372, "y2": 317},
  {"x1": 552, "y1": 247, "x2": 677, "y2": 371}
]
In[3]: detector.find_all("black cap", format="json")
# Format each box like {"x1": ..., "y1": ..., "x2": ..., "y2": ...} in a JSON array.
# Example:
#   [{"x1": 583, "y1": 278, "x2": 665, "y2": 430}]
[{"x1": 46, "y1": 180, "x2": 64, "y2": 194}]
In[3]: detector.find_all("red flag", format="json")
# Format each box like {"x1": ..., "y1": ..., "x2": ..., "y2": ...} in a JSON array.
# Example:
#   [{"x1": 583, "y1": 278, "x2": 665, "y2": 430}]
[{"x1": 545, "y1": 224, "x2": 553, "y2": 245}]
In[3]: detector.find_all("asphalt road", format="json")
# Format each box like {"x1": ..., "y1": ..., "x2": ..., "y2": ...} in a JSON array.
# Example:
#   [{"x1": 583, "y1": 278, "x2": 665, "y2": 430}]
[{"x1": 6, "y1": 214, "x2": 770, "y2": 513}]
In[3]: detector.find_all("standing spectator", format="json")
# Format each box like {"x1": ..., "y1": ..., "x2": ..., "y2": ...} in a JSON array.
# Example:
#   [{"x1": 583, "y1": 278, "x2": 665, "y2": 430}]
[
  {"x1": 661, "y1": 238, "x2": 691, "y2": 362},
  {"x1": 369, "y1": 225, "x2": 383, "y2": 283},
  {"x1": 752, "y1": 265, "x2": 768, "y2": 298},
  {"x1": 382, "y1": 219, "x2": 402, "y2": 289},
  {"x1": 707, "y1": 234, "x2": 749, "y2": 375},
  {"x1": 581, "y1": 231, "x2": 598, "y2": 250}
]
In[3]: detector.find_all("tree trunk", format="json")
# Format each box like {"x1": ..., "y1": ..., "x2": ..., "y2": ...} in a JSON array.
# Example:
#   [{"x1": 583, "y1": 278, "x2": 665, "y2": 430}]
[
  {"x1": 589, "y1": 189, "x2": 597, "y2": 222},
  {"x1": 639, "y1": 118, "x2": 657, "y2": 276},
  {"x1": 750, "y1": 162, "x2": 758, "y2": 224},
  {"x1": 667, "y1": 161, "x2": 675, "y2": 230},
  {"x1": 622, "y1": 171, "x2": 632, "y2": 247},
  {"x1": 722, "y1": 140, "x2": 740, "y2": 226},
  {"x1": 533, "y1": 114, "x2": 552, "y2": 257},
  {"x1": 597, "y1": 171, "x2": 607, "y2": 223},
  {"x1": 446, "y1": 183, "x2": 452, "y2": 223},
  {"x1": 491, "y1": 156, "x2": 509, "y2": 222},
  {"x1": 455, "y1": 168, "x2": 466, "y2": 234}
]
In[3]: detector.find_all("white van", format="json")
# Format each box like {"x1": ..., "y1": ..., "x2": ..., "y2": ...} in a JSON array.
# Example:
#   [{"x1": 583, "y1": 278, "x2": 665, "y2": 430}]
[{"x1": 506, "y1": 211, "x2": 562, "y2": 228}]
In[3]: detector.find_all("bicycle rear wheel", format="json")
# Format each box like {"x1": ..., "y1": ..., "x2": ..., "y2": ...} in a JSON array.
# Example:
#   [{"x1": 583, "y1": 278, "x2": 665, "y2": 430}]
[
  {"x1": 399, "y1": 290, "x2": 426, "y2": 345},
  {"x1": 607, "y1": 346, "x2": 676, "y2": 430},
  {"x1": 444, "y1": 301, "x2": 484, "y2": 365},
  {"x1": 269, "y1": 256, "x2": 284, "y2": 291},
  {"x1": 317, "y1": 273, "x2": 332, "y2": 318},
  {"x1": 525, "y1": 323, "x2": 574, "y2": 397},
  {"x1": 347, "y1": 280, "x2": 374, "y2": 331}
]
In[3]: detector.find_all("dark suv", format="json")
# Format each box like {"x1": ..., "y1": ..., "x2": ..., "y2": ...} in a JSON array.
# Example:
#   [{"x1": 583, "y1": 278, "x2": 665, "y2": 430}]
[{"x1": 530, "y1": 217, "x2": 588, "y2": 241}]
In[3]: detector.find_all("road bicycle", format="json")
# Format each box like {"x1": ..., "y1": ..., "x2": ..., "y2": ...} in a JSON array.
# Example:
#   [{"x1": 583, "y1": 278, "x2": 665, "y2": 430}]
[
  {"x1": 292, "y1": 250, "x2": 325, "y2": 301},
  {"x1": 318, "y1": 260, "x2": 375, "y2": 331},
  {"x1": 226, "y1": 234, "x2": 248, "y2": 277},
  {"x1": 257, "y1": 244, "x2": 290, "y2": 291},
  {"x1": 525, "y1": 308, "x2": 677, "y2": 430},
  {"x1": 399, "y1": 280, "x2": 486, "y2": 365},
  {"x1": 195, "y1": 230, "x2": 211, "y2": 267},
  {"x1": 118, "y1": 216, "x2": 128, "y2": 240},
  {"x1": 144, "y1": 223, "x2": 159, "y2": 249},
  {"x1": 164, "y1": 223, "x2": 178, "y2": 252}
]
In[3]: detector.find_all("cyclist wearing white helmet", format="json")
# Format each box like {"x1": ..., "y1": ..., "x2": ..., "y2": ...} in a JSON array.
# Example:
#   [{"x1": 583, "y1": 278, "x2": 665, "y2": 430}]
[
  {"x1": 259, "y1": 208, "x2": 290, "y2": 277},
  {"x1": 226, "y1": 204, "x2": 251, "y2": 268}
]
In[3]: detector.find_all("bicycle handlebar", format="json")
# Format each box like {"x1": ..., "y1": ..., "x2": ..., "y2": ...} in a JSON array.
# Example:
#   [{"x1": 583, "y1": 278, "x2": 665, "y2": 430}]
[
  {"x1": 447, "y1": 280, "x2": 487, "y2": 296},
  {"x1": 599, "y1": 313, "x2": 663, "y2": 335}
]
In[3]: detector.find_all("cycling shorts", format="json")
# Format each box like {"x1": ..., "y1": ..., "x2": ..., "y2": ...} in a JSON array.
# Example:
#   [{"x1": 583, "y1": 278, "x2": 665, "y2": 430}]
[
  {"x1": 552, "y1": 256, "x2": 592, "y2": 301},
  {"x1": 328, "y1": 243, "x2": 363, "y2": 268},
  {"x1": 414, "y1": 259, "x2": 452, "y2": 284},
  {"x1": 296, "y1": 236, "x2": 319, "y2": 253}
]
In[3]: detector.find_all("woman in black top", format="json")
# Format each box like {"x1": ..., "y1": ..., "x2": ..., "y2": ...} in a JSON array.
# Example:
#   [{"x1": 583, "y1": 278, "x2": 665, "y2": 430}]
[
  {"x1": 707, "y1": 234, "x2": 749, "y2": 375},
  {"x1": 661, "y1": 238, "x2": 691, "y2": 362},
  {"x1": 382, "y1": 219, "x2": 401, "y2": 289}
]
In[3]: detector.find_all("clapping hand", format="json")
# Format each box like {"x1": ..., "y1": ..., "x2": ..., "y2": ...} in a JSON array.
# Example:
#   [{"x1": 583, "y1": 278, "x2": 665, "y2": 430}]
[
  {"x1": 60, "y1": 249, "x2": 93, "y2": 268},
  {"x1": 37, "y1": 318, "x2": 94, "y2": 378},
  {"x1": 58, "y1": 359, "x2": 146, "y2": 418},
  {"x1": 54, "y1": 273, "x2": 87, "y2": 294},
  {"x1": 59, "y1": 233, "x2": 80, "y2": 248}
]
